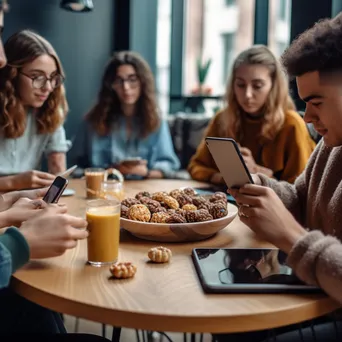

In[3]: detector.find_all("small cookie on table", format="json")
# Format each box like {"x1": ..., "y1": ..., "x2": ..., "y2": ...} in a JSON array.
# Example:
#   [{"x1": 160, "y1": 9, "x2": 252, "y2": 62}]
[
  {"x1": 148, "y1": 246, "x2": 172, "y2": 263},
  {"x1": 110, "y1": 262, "x2": 137, "y2": 279}
]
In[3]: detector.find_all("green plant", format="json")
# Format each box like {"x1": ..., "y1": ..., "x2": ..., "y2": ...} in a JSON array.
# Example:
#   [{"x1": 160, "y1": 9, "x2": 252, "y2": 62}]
[{"x1": 196, "y1": 57, "x2": 212, "y2": 85}]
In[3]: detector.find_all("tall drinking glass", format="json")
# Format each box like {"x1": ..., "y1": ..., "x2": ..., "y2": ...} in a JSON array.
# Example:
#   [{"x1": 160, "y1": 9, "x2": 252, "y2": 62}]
[{"x1": 86, "y1": 198, "x2": 121, "y2": 266}]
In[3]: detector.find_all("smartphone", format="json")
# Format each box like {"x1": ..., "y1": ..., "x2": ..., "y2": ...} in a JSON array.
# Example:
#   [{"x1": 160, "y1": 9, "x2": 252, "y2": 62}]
[
  {"x1": 120, "y1": 157, "x2": 143, "y2": 166},
  {"x1": 205, "y1": 137, "x2": 254, "y2": 188},
  {"x1": 57, "y1": 164, "x2": 78, "y2": 178},
  {"x1": 43, "y1": 176, "x2": 69, "y2": 203}
]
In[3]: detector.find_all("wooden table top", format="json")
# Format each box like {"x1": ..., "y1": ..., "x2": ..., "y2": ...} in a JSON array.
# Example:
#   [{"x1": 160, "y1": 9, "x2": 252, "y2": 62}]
[{"x1": 11, "y1": 179, "x2": 340, "y2": 333}]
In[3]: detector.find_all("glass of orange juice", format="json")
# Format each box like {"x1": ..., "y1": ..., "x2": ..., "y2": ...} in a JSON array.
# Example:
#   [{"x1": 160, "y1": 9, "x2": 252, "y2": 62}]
[{"x1": 86, "y1": 198, "x2": 121, "y2": 267}]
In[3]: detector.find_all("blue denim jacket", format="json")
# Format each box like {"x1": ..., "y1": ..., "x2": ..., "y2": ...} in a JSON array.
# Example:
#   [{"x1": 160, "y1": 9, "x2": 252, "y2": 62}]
[
  {"x1": 0, "y1": 228, "x2": 29, "y2": 289},
  {"x1": 74, "y1": 118, "x2": 180, "y2": 178}
]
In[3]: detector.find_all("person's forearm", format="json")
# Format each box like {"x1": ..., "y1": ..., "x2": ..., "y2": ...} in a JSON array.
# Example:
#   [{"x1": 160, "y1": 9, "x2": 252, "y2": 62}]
[
  {"x1": 287, "y1": 230, "x2": 342, "y2": 304},
  {"x1": 0, "y1": 175, "x2": 19, "y2": 192},
  {"x1": 147, "y1": 170, "x2": 163, "y2": 179},
  {"x1": 210, "y1": 172, "x2": 224, "y2": 185},
  {"x1": 48, "y1": 152, "x2": 66, "y2": 174},
  {"x1": 0, "y1": 228, "x2": 30, "y2": 289},
  {"x1": 256, "y1": 165, "x2": 273, "y2": 178},
  {"x1": 188, "y1": 163, "x2": 218, "y2": 183},
  {"x1": 0, "y1": 210, "x2": 12, "y2": 228}
]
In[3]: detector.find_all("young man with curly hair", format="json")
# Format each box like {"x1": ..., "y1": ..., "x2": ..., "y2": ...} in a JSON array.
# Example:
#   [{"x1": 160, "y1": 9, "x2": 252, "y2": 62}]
[{"x1": 215, "y1": 12, "x2": 342, "y2": 342}]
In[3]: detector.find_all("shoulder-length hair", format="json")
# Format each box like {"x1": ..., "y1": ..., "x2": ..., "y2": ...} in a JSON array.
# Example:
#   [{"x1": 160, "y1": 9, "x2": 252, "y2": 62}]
[
  {"x1": 219, "y1": 45, "x2": 296, "y2": 142},
  {"x1": 86, "y1": 51, "x2": 159, "y2": 138},
  {"x1": 0, "y1": 30, "x2": 67, "y2": 139}
]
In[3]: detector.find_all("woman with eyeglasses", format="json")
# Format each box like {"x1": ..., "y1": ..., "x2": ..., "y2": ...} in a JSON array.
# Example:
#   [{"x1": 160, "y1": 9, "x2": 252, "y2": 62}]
[
  {"x1": 74, "y1": 51, "x2": 180, "y2": 179},
  {"x1": 0, "y1": 30, "x2": 69, "y2": 191}
]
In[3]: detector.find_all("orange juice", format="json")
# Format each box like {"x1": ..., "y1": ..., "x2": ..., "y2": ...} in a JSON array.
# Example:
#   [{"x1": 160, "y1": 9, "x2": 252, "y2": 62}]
[{"x1": 86, "y1": 206, "x2": 120, "y2": 265}]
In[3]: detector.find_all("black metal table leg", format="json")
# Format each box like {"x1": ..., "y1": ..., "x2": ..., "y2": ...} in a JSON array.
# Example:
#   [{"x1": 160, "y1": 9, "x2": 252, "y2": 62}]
[{"x1": 112, "y1": 327, "x2": 122, "y2": 342}]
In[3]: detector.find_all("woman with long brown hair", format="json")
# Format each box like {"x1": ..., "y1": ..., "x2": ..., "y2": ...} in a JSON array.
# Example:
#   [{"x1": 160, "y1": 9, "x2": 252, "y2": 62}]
[
  {"x1": 0, "y1": 29, "x2": 69, "y2": 191},
  {"x1": 75, "y1": 51, "x2": 179, "y2": 179},
  {"x1": 188, "y1": 45, "x2": 315, "y2": 184}
]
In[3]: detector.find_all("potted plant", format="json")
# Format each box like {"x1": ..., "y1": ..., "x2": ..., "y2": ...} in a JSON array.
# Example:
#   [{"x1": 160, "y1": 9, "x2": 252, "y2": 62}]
[{"x1": 188, "y1": 57, "x2": 212, "y2": 113}]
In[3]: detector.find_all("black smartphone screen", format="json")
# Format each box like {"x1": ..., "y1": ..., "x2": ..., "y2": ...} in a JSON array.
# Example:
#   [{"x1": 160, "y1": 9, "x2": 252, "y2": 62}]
[{"x1": 43, "y1": 176, "x2": 68, "y2": 203}]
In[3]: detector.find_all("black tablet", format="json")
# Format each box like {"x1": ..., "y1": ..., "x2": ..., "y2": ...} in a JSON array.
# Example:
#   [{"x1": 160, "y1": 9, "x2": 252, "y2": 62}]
[
  {"x1": 192, "y1": 248, "x2": 321, "y2": 294},
  {"x1": 193, "y1": 186, "x2": 236, "y2": 203}
]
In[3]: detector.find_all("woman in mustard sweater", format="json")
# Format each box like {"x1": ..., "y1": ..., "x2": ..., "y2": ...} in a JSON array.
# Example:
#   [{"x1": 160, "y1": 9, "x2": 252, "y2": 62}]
[{"x1": 188, "y1": 45, "x2": 316, "y2": 184}]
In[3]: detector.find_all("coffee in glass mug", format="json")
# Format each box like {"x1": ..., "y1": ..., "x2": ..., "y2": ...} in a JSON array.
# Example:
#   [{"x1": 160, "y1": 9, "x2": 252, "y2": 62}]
[{"x1": 85, "y1": 168, "x2": 105, "y2": 199}]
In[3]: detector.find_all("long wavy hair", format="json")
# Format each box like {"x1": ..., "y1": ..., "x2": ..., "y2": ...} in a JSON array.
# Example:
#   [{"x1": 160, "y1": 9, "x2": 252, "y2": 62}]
[
  {"x1": 219, "y1": 45, "x2": 296, "y2": 142},
  {"x1": 0, "y1": 30, "x2": 67, "y2": 138},
  {"x1": 86, "y1": 51, "x2": 159, "y2": 138}
]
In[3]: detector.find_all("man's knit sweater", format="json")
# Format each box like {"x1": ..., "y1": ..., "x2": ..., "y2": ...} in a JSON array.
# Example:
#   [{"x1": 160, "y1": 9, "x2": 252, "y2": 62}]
[{"x1": 259, "y1": 140, "x2": 342, "y2": 304}]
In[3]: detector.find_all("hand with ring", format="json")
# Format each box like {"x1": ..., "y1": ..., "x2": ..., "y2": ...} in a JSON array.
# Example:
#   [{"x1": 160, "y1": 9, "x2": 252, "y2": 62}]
[
  {"x1": 228, "y1": 184, "x2": 307, "y2": 254},
  {"x1": 238, "y1": 205, "x2": 249, "y2": 218}
]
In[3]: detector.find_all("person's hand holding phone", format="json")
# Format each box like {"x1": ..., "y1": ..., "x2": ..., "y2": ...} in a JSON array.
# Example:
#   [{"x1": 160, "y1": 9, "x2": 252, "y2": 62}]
[
  {"x1": 20, "y1": 205, "x2": 88, "y2": 259},
  {"x1": 0, "y1": 187, "x2": 48, "y2": 212},
  {"x1": 12, "y1": 170, "x2": 55, "y2": 189},
  {"x1": 0, "y1": 197, "x2": 50, "y2": 228},
  {"x1": 118, "y1": 159, "x2": 148, "y2": 177},
  {"x1": 229, "y1": 185, "x2": 307, "y2": 254}
]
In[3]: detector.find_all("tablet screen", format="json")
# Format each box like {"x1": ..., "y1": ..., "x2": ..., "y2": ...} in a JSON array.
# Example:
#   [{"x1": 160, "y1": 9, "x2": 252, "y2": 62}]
[
  {"x1": 192, "y1": 248, "x2": 320, "y2": 293},
  {"x1": 193, "y1": 186, "x2": 236, "y2": 203}
]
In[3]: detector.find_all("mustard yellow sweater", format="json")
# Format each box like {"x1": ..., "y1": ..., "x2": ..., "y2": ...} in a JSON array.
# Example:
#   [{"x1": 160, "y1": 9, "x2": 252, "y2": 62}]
[{"x1": 188, "y1": 110, "x2": 316, "y2": 184}]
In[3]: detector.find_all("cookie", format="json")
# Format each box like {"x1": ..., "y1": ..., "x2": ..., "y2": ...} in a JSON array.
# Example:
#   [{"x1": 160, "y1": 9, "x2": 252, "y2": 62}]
[
  {"x1": 163, "y1": 195, "x2": 180, "y2": 210},
  {"x1": 165, "y1": 213, "x2": 187, "y2": 223},
  {"x1": 110, "y1": 262, "x2": 137, "y2": 279},
  {"x1": 122, "y1": 198, "x2": 140, "y2": 208},
  {"x1": 121, "y1": 204, "x2": 129, "y2": 218},
  {"x1": 151, "y1": 191, "x2": 168, "y2": 202},
  {"x1": 186, "y1": 209, "x2": 213, "y2": 222},
  {"x1": 128, "y1": 204, "x2": 151, "y2": 222},
  {"x1": 210, "y1": 192, "x2": 227, "y2": 203},
  {"x1": 139, "y1": 197, "x2": 162, "y2": 214},
  {"x1": 209, "y1": 202, "x2": 228, "y2": 219},
  {"x1": 183, "y1": 187, "x2": 196, "y2": 197},
  {"x1": 169, "y1": 189, "x2": 183, "y2": 199},
  {"x1": 182, "y1": 204, "x2": 197, "y2": 211},
  {"x1": 150, "y1": 212, "x2": 170, "y2": 223},
  {"x1": 148, "y1": 246, "x2": 172, "y2": 263},
  {"x1": 175, "y1": 193, "x2": 193, "y2": 207},
  {"x1": 135, "y1": 191, "x2": 151, "y2": 200}
]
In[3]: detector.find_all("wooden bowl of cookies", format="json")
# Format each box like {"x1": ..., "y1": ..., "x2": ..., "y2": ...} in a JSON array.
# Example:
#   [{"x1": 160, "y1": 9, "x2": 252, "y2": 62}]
[{"x1": 120, "y1": 187, "x2": 238, "y2": 242}]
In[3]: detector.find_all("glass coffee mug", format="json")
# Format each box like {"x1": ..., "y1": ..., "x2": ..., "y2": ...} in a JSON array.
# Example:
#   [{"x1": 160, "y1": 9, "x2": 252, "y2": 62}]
[
  {"x1": 85, "y1": 168, "x2": 124, "y2": 199},
  {"x1": 86, "y1": 198, "x2": 121, "y2": 266},
  {"x1": 100, "y1": 179, "x2": 124, "y2": 201}
]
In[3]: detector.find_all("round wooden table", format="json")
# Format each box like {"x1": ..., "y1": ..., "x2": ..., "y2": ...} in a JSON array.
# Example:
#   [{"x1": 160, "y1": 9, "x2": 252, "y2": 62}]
[{"x1": 11, "y1": 179, "x2": 339, "y2": 336}]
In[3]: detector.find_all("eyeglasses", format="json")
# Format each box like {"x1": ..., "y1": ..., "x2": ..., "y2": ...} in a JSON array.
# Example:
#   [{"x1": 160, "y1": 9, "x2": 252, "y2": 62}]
[
  {"x1": 112, "y1": 75, "x2": 139, "y2": 89},
  {"x1": 19, "y1": 71, "x2": 65, "y2": 90}
]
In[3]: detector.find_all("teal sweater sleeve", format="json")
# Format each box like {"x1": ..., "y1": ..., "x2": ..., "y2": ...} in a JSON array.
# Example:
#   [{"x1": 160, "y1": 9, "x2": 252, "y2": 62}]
[{"x1": 0, "y1": 227, "x2": 30, "y2": 289}]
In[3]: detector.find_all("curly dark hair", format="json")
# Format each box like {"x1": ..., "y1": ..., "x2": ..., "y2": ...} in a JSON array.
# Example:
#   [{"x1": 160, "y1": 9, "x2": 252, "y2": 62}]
[
  {"x1": 282, "y1": 13, "x2": 342, "y2": 77},
  {"x1": 86, "y1": 51, "x2": 159, "y2": 138},
  {"x1": 0, "y1": 30, "x2": 68, "y2": 138}
]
